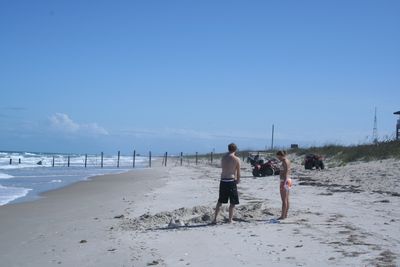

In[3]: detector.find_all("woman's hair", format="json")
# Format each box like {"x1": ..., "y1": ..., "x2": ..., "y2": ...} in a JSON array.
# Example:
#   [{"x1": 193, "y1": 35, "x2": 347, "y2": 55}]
[{"x1": 276, "y1": 150, "x2": 287, "y2": 157}]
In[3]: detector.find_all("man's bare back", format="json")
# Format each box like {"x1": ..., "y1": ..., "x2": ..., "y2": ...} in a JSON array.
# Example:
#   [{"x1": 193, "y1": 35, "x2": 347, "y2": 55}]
[{"x1": 221, "y1": 152, "x2": 241, "y2": 182}]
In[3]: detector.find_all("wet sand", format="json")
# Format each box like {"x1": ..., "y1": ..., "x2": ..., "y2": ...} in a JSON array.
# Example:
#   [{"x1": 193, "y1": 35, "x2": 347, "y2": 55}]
[{"x1": 0, "y1": 168, "x2": 167, "y2": 267}]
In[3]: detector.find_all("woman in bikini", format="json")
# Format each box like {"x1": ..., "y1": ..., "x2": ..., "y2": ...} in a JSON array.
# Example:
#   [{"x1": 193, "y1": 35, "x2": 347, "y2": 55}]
[{"x1": 276, "y1": 150, "x2": 292, "y2": 220}]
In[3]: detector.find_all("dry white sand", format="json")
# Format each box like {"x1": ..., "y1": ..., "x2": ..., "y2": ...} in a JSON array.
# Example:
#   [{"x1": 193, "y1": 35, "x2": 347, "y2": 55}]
[
  {"x1": 0, "y1": 156, "x2": 399, "y2": 266},
  {"x1": 118, "y1": 157, "x2": 400, "y2": 267}
]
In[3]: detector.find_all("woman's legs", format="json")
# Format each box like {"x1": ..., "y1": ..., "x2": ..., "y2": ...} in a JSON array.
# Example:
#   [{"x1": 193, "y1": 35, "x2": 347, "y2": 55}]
[
  {"x1": 284, "y1": 191, "x2": 290, "y2": 218},
  {"x1": 279, "y1": 186, "x2": 289, "y2": 220}
]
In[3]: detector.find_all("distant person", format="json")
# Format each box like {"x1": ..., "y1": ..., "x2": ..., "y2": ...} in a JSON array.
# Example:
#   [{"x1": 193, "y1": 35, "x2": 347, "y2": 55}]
[
  {"x1": 212, "y1": 143, "x2": 241, "y2": 224},
  {"x1": 276, "y1": 150, "x2": 292, "y2": 220}
]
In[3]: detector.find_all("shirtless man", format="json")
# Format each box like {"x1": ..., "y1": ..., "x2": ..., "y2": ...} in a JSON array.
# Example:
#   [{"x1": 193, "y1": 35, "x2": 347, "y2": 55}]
[{"x1": 212, "y1": 143, "x2": 241, "y2": 224}]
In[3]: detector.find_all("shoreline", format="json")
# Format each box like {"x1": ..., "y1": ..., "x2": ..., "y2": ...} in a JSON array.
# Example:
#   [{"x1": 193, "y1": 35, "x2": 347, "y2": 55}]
[
  {"x1": 0, "y1": 167, "x2": 168, "y2": 267},
  {"x1": 0, "y1": 150, "x2": 150, "y2": 206},
  {"x1": 1, "y1": 165, "x2": 149, "y2": 206}
]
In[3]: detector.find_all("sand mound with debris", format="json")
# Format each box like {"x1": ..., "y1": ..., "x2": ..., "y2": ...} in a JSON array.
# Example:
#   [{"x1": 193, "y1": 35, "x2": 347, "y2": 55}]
[{"x1": 121, "y1": 202, "x2": 277, "y2": 231}]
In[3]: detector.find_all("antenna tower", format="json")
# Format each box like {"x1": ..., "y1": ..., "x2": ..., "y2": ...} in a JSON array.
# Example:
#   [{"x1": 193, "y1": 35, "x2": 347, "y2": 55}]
[{"x1": 372, "y1": 107, "x2": 378, "y2": 144}]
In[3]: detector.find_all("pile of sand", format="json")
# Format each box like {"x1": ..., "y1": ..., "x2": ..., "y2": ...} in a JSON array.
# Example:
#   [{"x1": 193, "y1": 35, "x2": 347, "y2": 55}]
[{"x1": 120, "y1": 201, "x2": 278, "y2": 231}]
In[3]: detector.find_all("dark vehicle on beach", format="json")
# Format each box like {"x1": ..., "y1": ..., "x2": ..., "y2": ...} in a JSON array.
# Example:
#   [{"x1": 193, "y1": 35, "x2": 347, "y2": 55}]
[
  {"x1": 246, "y1": 154, "x2": 261, "y2": 166},
  {"x1": 247, "y1": 155, "x2": 280, "y2": 177},
  {"x1": 304, "y1": 154, "x2": 324, "y2": 170}
]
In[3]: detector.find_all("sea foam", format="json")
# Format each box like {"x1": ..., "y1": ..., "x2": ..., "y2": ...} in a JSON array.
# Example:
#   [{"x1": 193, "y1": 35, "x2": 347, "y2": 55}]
[
  {"x1": 0, "y1": 173, "x2": 14, "y2": 179},
  {"x1": 0, "y1": 150, "x2": 148, "y2": 205},
  {"x1": 0, "y1": 185, "x2": 32, "y2": 205}
]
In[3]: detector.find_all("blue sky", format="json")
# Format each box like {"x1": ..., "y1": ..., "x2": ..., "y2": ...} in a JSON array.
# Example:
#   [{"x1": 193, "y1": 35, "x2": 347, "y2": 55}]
[{"x1": 1, "y1": 0, "x2": 399, "y2": 154}]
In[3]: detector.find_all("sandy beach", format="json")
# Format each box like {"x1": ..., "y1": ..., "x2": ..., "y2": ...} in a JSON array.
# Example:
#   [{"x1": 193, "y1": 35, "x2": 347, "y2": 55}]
[{"x1": 0, "y1": 156, "x2": 399, "y2": 266}]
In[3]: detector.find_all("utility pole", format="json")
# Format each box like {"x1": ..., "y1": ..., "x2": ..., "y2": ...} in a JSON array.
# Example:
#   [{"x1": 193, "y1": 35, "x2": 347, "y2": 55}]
[
  {"x1": 373, "y1": 107, "x2": 378, "y2": 144},
  {"x1": 271, "y1": 124, "x2": 275, "y2": 150}
]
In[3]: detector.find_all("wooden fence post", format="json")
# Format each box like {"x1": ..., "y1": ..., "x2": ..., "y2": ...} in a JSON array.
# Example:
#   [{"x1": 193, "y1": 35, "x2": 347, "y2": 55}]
[
  {"x1": 84, "y1": 154, "x2": 87, "y2": 168},
  {"x1": 101, "y1": 152, "x2": 104, "y2": 168},
  {"x1": 133, "y1": 150, "x2": 136, "y2": 168},
  {"x1": 180, "y1": 152, "x2": 183, "y2": 166},
  {"x1": 149, "y1": 151, "x2": 152, "y2": 168},
  {"x1": 196, "y1": 152, "x2": 198, "y2": 165},
  {"x1": 117, "y1": 151, "x2": 120, "y2": 168},
  {"x1": 165, "y1": 152, "x2": 168, "y2": 167},
  {"x1": 211, "y1": 152, "x2": 213, "y2": 164}
]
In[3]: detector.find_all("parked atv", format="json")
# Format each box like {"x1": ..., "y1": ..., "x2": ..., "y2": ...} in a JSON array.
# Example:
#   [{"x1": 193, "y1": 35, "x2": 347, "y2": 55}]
[
  {"x1": 247, "y1": 155, "x2": 280, "y2": 177},
  {"x1": 246, "y1": 154, "x2": 262, "y2": 166},
  {"x1": 304, "y1": 154, "x2": 324, "y2": 170}
]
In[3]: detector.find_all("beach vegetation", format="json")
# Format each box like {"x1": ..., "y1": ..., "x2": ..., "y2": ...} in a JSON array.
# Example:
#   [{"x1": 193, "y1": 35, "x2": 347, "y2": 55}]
[{"x1": 290, "y1": 140, "x2": 400, "y2": 163}]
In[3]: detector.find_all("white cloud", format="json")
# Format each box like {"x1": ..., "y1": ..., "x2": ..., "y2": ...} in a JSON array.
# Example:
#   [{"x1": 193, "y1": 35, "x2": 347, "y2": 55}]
[
  {"x1": 80, "y1": 122, "x2": 109, "y2": 135},
  {"x1": 48, "y1": 113, "x2": 108, "y2": 136},
  {"x1": 49, "y1": 113, "x2": 79, "y2": 133}
]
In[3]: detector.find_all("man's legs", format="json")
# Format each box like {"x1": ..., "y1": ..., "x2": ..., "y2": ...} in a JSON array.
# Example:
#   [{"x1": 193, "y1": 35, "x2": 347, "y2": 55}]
[
  {"x1": 228, "y1": 204, "x2": 235, "y2": 223},
  {"x1": 212, "y1": 201, "x2": 222, "y2": 224}
]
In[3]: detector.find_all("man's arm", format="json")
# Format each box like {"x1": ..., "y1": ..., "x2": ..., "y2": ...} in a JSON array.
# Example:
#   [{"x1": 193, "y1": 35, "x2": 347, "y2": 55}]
[{"x1": 236, "y1": 160, "x2": 241, "y2": 184}]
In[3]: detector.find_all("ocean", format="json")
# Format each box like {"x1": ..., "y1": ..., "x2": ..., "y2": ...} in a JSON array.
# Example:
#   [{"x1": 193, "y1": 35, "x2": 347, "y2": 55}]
[{"x1": 0, "y1": 151, "x2": 148, "y2": 205}]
